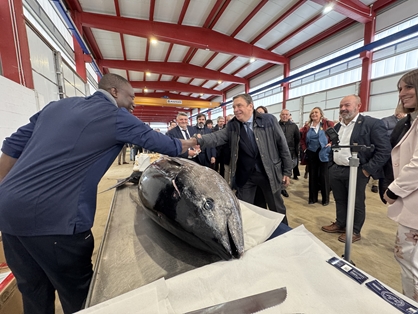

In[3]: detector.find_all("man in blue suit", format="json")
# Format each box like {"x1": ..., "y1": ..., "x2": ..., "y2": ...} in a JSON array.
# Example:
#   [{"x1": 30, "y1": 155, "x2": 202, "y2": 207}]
[
  {"x1": 194, "y1": 113, "x2": 217, "y2": 168},
  {"x1": 166, "y1": 112, "x2": 200, "y2": 160},
  {"x1": 321, "y1": 95, "x2": 391, "y2": 243}
]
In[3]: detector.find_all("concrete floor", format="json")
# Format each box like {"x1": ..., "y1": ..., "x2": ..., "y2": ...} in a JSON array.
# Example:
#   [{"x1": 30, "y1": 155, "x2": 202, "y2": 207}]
[{"x1": 56, "y1": 152, "x2": 402, "y2": 312}]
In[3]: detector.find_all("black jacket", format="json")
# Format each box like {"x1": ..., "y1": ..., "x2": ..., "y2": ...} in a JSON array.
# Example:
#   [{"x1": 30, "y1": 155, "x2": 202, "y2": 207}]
[
  {"x1": 199, "y1": 111, "x2": 293, "y2": 193},
  {"x1": 331, "y1": 115, "x2": 391, "y2": 179},
  {"x1": 379, "y1": 114, "x2": 412, "y2": 203},
  {"x1": 279, "y1": 120, "x2": 300, "y2": 158}
]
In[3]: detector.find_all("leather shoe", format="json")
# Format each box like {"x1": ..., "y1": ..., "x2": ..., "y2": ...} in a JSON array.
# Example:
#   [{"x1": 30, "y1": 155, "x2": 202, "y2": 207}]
[
  {"x1": 308, "y1": 200, "x2": 317, "y2": 204},
  {"x1": 322, "y1": 202, "x2": 329, "y2": 206},
  {"x1": 371, "y1": 185, "x2": 378, "y2": 193},
  {"x1": 338, "y1": 233, "x2": 361, "y2": 243},
  {"x1": 293, "y1": 176, "x2": 299, "y2": 180},
  {"x1": 123, "y1": 162, "x2": 129, "y2": 164},
  {"x1": 281, "y1": 190, "x2": 289, "y2": 197},
  {"x1": 304, "y1": 172, "x2": 308, "y2": 179},
  {"x1": 321, "y1": 222, "x2": 345, "y2": 233}
]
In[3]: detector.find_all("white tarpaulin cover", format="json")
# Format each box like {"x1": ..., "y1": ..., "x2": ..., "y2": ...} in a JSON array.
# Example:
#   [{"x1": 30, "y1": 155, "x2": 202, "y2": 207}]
[{"x1": 78, "y1": 206, "x2": 416, "y2": 313}]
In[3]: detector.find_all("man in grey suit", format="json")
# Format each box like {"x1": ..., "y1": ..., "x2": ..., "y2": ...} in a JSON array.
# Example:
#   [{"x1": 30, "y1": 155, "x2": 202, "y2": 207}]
[{"x1": 321, "y1": 95, "x2": 391, "y2": 243}]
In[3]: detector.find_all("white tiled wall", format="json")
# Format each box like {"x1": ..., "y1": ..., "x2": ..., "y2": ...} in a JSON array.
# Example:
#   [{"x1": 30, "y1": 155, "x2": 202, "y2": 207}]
[{"x1": 0, "y1": 76, "x2": 39, "y2": 143}]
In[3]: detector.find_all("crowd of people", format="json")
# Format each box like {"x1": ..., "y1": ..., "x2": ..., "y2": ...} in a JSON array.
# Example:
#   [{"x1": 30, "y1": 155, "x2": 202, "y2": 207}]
[{"x1": 1, "y1": 68, "x2": 418, "y2": 312}]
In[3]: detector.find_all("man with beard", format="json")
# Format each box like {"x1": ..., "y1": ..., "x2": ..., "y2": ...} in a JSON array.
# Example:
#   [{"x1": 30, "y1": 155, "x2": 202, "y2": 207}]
[
  {"x1": 194, "y1": 113, "x2": 216, "y2": 167},
  {"x1": 321, "y1": 94, "x2": 391, "y2": 243}
]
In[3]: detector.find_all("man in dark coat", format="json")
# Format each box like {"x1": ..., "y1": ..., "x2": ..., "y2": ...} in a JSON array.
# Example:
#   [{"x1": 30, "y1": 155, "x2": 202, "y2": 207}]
[
  {"x1": 194, "y1": 113, "x2": 216, "y2": 167},
  {"x1": 279, "y1": 109, "x2": 300, "y2": 197},
  {"x1": 193, "y1": 93, "x2": 293, "y2": 224}
]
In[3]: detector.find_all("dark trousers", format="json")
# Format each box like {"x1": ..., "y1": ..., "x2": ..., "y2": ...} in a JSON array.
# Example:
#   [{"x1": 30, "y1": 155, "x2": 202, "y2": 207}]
[
  {"x1": 237, "y1": 171, "x2": 288, "y2": 225},
  {"x1": 329, "y1": 164, "x2": 370, "y2": 234},
  {"x1": 307, "y1": 149, "x2": 330, "y2": 204},
  {"x1": 2, "y1": 230, "x2": 94, "y2": 314}
]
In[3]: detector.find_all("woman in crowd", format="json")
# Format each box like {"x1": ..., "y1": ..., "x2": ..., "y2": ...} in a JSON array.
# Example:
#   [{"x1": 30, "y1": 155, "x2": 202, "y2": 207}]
[
  {"x1": 300, "y1": 107, "x2": 334, "y2": 205},
  {"x1": 256, "y1": 106, "x2": 268, "y2": 114},
  {"x1": 384, "y1": 68, "x2": 418, "y2": 302}
]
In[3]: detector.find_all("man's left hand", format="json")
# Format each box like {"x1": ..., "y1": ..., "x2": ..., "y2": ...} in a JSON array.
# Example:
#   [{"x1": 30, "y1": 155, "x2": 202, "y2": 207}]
[
  {"x1": 362, "y1": 169, "x2": 370, "y2": 177},
  {"x1": 282, "y1": 176, "x2": 290, "y2": 188},
  {"x1": 210, "y1": 157, "x2": 215, "y2": 164}
]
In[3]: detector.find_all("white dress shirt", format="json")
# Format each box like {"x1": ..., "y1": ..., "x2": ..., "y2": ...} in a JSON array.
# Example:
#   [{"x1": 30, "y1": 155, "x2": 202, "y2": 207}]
[{"x1": 334, "y1": 114, "x2": 359, "y2": 166}]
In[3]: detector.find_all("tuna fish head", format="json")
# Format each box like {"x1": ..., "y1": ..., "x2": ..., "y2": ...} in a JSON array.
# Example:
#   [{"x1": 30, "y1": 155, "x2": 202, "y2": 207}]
[{"x1": 138, "y1": 157, "x2": 244, "y2": 260}]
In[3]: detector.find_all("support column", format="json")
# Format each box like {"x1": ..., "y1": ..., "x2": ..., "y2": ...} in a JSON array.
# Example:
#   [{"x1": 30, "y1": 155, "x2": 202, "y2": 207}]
[
  {"x1": 359, "y1": 18, "x2": 376, "y2": 112},
  {"x1": 72, "y1": 11, "x2": 87, "y2": 82},
  {"x1": 0, "y1": 0, "x2": 34, "y2": 88},
  {"x1": 282, "y1": 63, "x2": 290, "y2": 109},
  {"x1": 222, "y1": 105, "x2": 226, "y2": 118}
]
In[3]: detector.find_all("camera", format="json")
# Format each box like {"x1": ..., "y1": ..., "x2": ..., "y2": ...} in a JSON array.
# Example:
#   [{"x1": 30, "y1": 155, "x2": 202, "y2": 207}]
[{"x1": 325, "y1": 127, "x2": 339, "y2": 146}]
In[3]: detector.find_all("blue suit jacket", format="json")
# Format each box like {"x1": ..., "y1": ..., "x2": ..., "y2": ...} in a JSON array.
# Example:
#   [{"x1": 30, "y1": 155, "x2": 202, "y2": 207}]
[
  {"x1": 332, "y1": 115, "x2": 391, "y2": 179},
  {"x1": 166, "y1": 126, "x2": 196, "y2": 159},
  {"x1": 193, "y1": 126, "x2": 217, "y2": 167}
]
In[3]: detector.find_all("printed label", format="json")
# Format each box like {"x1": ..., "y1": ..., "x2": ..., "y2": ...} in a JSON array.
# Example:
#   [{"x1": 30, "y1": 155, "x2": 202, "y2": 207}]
[
  {"x1": 366, "y1": 280, "x2": 418, "y2": 314},
  {"x1": 326, "y1": 257, "x2": 368, "y2": 284}
]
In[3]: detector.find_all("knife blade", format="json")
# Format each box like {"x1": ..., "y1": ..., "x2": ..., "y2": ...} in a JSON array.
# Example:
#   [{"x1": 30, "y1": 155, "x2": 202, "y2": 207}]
[{"x1": 184, "y1": 287, "x2": 287, "y2": 314}]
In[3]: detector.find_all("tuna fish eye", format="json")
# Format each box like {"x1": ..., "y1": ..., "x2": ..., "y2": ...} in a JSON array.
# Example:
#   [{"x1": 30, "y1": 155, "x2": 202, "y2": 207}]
[{"x1": 204, "y1": 198, "x2": 214, "y2": 210}]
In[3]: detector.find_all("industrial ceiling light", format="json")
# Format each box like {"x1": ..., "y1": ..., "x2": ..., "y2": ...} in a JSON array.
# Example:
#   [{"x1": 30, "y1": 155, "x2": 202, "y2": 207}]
[
  {"x1": 249, "y1": 57, "x2": 256, "y2": 63},
  {"x1": 218, "y1": 80, "x2": 222, "y2": 84},
  {"x1": 146, "y1": 72, "x2": 151, "y2": 76},
  {"x1": 323, "y1": 3, "x2": 334, "y2": 14},
  {"x1": 150, "y1": 38, "x2": 158, "y2": 44},
  {"x1": 144, "y1": 88, "x2": 148, "y2": 92}
]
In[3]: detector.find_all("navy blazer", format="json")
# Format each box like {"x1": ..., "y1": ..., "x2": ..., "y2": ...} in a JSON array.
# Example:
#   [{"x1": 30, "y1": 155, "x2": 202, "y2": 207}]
[
  {"x1": 166, "y1": 125, "x2": 196, "y2": 159},
  {"x1": 332, "y1": 114, "x2": 391, "y2": 179},
  {"x1": 193, "y1": 126, "x2": 217, "y2": 167}
]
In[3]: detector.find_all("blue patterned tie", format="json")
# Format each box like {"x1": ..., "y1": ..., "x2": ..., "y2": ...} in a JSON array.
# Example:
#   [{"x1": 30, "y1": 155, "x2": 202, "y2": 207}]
[{"x1": 245, "y1": 122, "x2": 257, "y2": 151}]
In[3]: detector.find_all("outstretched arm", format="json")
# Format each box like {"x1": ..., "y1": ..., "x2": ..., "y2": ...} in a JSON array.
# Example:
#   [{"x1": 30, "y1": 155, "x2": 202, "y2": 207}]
[{"x1": 0, "y1": 153, "x2": 17, "y2": 182}]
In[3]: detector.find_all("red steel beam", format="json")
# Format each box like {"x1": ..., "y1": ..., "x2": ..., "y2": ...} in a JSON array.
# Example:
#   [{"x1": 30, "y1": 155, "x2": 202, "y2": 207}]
[
  {"x1": 284, "y1": 18, "x2": 355, "y2": 58},
  {"x1": 310, "y1": 0, "x2": 374, "y2": 23},
  {"x1": 80, "y1": 12, "x2": 287, "y2": 64},
  {"x1": 207, "y1": 0, "x2": 230, "y2": 29},
  {"x1": 99, "y1": 60, "x2": 248, "y2": 84},
  {"x1": 204, "y1": 0, "x2": 227, "y2": 28},
  {"x1": 0, "y1": 0, "x2": 34, "y2": 88},
  {"x1": 231, "y1": 0, "x2": 269, "y2": 37},
  {"x1": 130, "y1": 81, "x2": 223, "y2": 95},
  {"x1": 251, "y1": 0, "x2": 307, "y2": 44},
  {"x1": 268, "y1": 12, "x2": 323, "y2": 51}
]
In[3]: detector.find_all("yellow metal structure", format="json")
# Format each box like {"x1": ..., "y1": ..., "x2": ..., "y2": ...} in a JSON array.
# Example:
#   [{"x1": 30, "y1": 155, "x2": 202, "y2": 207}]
[{"x1": 134, "y1": 97, "x2": 220, "y2": 109}]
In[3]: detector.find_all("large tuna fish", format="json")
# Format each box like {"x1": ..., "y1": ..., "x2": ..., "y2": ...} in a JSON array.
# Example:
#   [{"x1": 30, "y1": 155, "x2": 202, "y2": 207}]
[{"x1": 138, "y1": 156, "x2": 244, "y2": 260}]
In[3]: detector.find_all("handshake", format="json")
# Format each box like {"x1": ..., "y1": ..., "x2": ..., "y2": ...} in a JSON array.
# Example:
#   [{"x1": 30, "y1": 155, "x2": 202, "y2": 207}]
[
  {"x1": 180, "y1": 134, "x2": 202, "y2": 155},
  {"x1": 188, "y1": 134, "x2": 202, "y2": 158}
]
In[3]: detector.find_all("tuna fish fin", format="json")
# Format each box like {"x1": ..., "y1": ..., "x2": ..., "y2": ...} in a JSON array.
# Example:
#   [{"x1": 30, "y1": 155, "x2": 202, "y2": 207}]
[{"x1": 172, "y1": 179, "x2": 181, "y2": 198}]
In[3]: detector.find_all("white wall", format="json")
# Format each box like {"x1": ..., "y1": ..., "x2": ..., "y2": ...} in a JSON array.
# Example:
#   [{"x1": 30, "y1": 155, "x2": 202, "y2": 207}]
[{"x1": 0, "y1": 76, "x2": 40, "y2": 143}]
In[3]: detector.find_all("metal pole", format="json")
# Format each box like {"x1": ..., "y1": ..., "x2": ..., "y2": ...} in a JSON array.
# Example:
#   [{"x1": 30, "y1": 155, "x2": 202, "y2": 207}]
[{"x1": 344, "y1": 151, "x2": 359, "y2": 262}]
